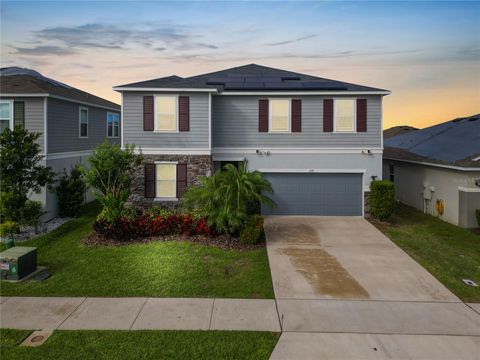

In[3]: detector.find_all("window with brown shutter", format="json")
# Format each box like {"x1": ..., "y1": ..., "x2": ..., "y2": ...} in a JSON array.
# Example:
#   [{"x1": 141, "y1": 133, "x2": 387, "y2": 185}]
[
  {"x1": 356, "y1": 99, "x2": 367, "y2": 132},
  {"x1": 258, "y1": 99, "x2": 269, "y2": 132},
  {"x1": 323, "y1": 99, "x2": 334, "y2": 132},
  {"x1": 143, "y1": 96, "x2": 154, "y2": 131},
  {"x1": 178, "y1": 96, "x2": 190, "y2": 131},
  {"x1": 144, "y1": 163, "x2": 156, "y2": 198},
  {"x1": 291, "y1": 99, "x2": 302, "y2": 132},
  {"x1": 176, "y1": 164, "x2": 187, "y2": 198}
]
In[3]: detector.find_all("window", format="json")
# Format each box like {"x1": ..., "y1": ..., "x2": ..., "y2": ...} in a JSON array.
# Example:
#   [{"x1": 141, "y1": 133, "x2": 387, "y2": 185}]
[
  {"x1": 156, "y1": 163, "x2": 177, "y2": 198},
  {"x1": 155, "y1": 96, "x2": 177, "y2": 131},
  {"x1": 79, "y1": 107, "x2": 88, "y2": 137},
  {"x1": 107, "y1": 112, "x2": 120, "y2": 138},
  {"x1": 0, "y1": 100, "x2": 13, "y2": 133},
  {"x1": 269, "y1": 99, "x2": 290, "y2": 132},
  {"x1": 334, "y1": 99, "x2": 356, "y2": 132},
  {"x1": 389, "y1": 164, "x2": 395, "y2": 182}
]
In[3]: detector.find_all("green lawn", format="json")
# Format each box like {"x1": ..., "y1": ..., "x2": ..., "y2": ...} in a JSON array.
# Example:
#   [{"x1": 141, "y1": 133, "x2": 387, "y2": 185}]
[
  {"x1": 0, "y1": 329, "x2": 279, "y2": 360},
  {"x1": 0, "y1": 203, "x2": 274, "y2": 298},
  {"x1": 374, "y1": 204, "x2": 480, "y2": 302}
]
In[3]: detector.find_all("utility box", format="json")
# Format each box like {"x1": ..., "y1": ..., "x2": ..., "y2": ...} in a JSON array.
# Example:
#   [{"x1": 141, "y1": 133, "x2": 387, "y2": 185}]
[{"x1": 0, "y1": 247, "x2": 37, "y2": 281}]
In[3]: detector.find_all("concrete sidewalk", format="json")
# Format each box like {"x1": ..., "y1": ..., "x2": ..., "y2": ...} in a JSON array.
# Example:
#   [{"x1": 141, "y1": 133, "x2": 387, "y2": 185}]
[{"x1": 0, "y1": 296, "x2": 281, "y2": 332}]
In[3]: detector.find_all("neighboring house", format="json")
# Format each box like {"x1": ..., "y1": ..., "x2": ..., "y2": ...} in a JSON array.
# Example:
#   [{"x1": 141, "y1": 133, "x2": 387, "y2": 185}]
[
  {"x1": 384, "y1": 125, "x2": 417, "y2": 139},
  {"x1": 0, "y1": 67, "x2": 121, "y2": 220},
  {"x1": 383, "y1": 114, "x2": 480, "y2": 228},
  {"x1": 114, "y1": 64, "x2": 390, "y2": 216}
]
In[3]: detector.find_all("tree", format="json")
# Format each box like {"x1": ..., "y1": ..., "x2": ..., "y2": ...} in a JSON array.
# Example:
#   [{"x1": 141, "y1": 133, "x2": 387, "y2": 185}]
[
  {"x1": 0, "y1": 127, "x2": 54, "y2": 222},
  {"x1": 183, "y1": 162, "x2": 276, "y2": 234},
  {"x1": 81, "y1": 141, "x2": 142, "y2": 222},
  {"x1": 56, "y1": 165, "x2": 86, "y2": 217}
]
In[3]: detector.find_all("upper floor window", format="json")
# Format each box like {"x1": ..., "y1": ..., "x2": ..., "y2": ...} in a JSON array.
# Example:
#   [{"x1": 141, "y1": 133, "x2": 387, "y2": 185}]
[
  {"x1": 156, "y1": 162, "x2": 177, "y2": 198},
  {"x1": 334, "y1": 99, "x2": 356, "y2": 132},
  {"x1": 0, "y1": 100, "x2": 13, "y2": 133},
  {"x1": 269, "y1": 99, "x2": 290, "y2": 132},
  {"x1": 79, "y1": 106, "x2": 89, "y2": 137},
  {"x1": 155, "y1": 96, "x2": 177, "y2": 132},
  {"x1": 107, "y1": 112, "x2": 120, "y2": 138}
]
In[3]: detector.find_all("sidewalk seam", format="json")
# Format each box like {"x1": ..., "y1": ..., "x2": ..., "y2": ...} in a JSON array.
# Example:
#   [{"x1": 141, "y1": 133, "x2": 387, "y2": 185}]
[
  {"x1": 129, "y1": 297, "x2": 148, "y2": 330},
  {"x1": 55, "y1": 297, "x2": 87, "y2": 330},
  {"x1": 208, "y1": 298, "x2": 215, "y2": 330}
]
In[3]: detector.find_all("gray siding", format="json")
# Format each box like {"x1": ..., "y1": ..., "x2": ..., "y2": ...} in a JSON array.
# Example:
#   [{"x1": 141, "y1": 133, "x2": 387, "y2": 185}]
[
  {"x1": 123, "y1": 92, "x2": 209, "y2": 149},
  {"x1": 47, "y1": 98, "x2": 120, "y2": 153},
  {"x1": 212, "y1": 95, "x2": 382, "y2": 148},
  {"x1": 0, "y1": 97, "x2": 45, "y2": 152}
]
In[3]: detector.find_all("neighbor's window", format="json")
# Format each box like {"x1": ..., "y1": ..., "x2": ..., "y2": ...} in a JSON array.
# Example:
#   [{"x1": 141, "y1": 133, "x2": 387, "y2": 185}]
[
  {"x1": 156, "y1": 163, "x2": 176, "y2": 198},
  {"x1": 79, "y1": 107, "x2": 89, "y2": 137},
  {"x1": 334, "y1": 99, "x2": 355, "y2": 132},
  {"x1": 270, "y1": 99, "x2": 290, "y2": 132},
  {"x1": 107, "y1": 112, "x2": 120, "y2": 138},
  {"x1": 389, "y1": 164, "x2": 395, "y2": 182},
  {"x1": 155, "y1": 96, "x2": 177, "y2": 131},
  {"x1": 0, "y1": 100, "x2": 13, "y2": 133}
]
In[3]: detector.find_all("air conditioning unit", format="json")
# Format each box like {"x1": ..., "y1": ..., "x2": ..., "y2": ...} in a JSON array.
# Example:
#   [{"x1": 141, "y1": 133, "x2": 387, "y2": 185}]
[{"x1": 0, "y1": 247, "x2": 37, "y2": 281}]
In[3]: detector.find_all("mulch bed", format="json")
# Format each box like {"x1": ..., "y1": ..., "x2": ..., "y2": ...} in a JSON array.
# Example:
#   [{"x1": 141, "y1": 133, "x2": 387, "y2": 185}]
[{"x1": 85, "y1": 232, "x2": 266, "y2": 251}]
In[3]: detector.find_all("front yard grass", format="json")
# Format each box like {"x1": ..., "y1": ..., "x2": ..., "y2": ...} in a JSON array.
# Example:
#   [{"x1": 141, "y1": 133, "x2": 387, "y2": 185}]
[
  {"x1": 0, "y1": 329, "x2": 279, "y2": 360},
  {"x1": 373, "y1": 203, "x2": 480, "y2": 302},
  {"x1": 0, "y1": 202, "x2": 274, "y2": 298}
]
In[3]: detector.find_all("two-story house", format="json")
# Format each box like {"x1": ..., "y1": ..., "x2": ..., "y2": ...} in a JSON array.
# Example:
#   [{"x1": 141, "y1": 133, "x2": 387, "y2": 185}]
[
  {"x1": 114, "y1": 64, "x2": 390, "y2": 216},
  {"x1": 0, "y1": 67, "x2": 121, "y2": 220}
]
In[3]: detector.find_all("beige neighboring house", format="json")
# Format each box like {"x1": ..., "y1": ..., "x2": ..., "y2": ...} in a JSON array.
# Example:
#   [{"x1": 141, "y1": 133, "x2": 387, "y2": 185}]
[{"x1": 383, "y1": 114, "x2": 480, "y2": 228}]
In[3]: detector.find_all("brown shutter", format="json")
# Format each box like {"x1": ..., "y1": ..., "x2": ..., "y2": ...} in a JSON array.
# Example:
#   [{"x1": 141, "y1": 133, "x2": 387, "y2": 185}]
[
  {"x1": 323, "y1": 99, "x2": 333, "y2": 132},
  {"x1": 291, "y1": 99, "x2": 302, "y2": 132},
  {"x1": 13, "y1": 101, "x2": 25, "y2": 128},
  {"x1": 258, "y1": 99, "x2": 269, "y2": 132},
  {"x1": 357, "y1": 99, "x2": 367, "y2": 132},
  {"x1": 178, "y1": 96, "x2": 190, "y2": 131},
  {"x1": 143, "y1": 96, "x2": 154, "y2": 131},
  {"x1": 144, "y1": 164, "x2": 156, "y2": 198},
  {"x1": 176, "y1": 164, "x2": 187, "y2": 198}
]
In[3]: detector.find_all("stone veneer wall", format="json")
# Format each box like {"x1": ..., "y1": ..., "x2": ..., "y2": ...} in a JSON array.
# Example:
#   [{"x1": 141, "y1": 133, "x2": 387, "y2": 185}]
[{"x1": 129, "y1": 154, "x2": 212, "y2": 208}]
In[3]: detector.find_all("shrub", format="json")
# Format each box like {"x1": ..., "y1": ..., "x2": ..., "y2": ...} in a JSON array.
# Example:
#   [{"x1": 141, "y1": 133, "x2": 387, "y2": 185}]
[
  {"x1": 183, "y1": 162, "x2": 275, "y2": 234},
  {"x1": 81, "y1": 141, "x2": 142, "y2": 223},
  {"x1": 370, "y1": 180, "x2": 396, "y2": 221},
  {"x1": 476, "y1": 209, "x2": 480, "y2": 227},
  {"x1": 239, "y1": 215, "x2": 265, "y2": 245},
  {"x1": 0, "y1": 220, "x2": 20, "y2": 238},
  {"x1": 20, "y1": 200, "x2": 44, "y2": 233},
  {"x1": 56, "y1": 165, "x2": 86, "y2": 217},
  {"x1": 0, "y1": 127, "x2": 54, "y2": 222}
]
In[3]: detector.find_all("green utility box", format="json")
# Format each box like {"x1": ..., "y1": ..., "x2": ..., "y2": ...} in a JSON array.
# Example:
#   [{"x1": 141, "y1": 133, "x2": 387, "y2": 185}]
[{"x1": 0, "y1": 246, "x2": 37, "y2": 280}]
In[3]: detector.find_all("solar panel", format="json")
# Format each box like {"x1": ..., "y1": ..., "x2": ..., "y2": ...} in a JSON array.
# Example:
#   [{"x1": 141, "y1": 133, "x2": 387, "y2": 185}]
[
  {"x1": 302, "y1": 82, "x2": 347, "y2": 90},
  {"x1": 224, "y1": 82, "x2": 264, "y2": 90},
  {"x1": 281, "y1": 76, "x2": 301, "y2": 81}
]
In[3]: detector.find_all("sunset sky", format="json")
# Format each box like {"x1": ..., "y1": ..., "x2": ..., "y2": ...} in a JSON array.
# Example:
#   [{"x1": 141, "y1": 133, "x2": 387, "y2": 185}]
[{"x1": 1, "y1": 1, "x2": 479, "y2": 129}]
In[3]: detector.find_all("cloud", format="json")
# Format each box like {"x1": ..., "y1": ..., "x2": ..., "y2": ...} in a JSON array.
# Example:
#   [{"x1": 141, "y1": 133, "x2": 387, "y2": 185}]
[
  {"x1": 265, "y1": 34, "x2": 317, "y2": 46},
  {"x1": 11, "y1": 45, "x2": 76, "y2": 56},
  {"x1": 33, "y1": 23, "x2": 218, "y2": 52}
]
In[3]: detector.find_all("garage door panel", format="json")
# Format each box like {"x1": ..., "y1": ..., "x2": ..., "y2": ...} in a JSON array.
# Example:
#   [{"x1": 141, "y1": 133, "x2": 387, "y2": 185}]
[{"x1": 262, "y1": 173, "x2": 362, "y2": 216}]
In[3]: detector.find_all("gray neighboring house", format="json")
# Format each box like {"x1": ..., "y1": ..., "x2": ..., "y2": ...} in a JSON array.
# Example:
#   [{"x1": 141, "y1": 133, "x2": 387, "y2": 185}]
[
  {"x1": 383, "y1": 114, "x2": 480, "y2": 228},
  {"x1": 114, "y1": 64, "x2": 390, "y2": 216},
  {"x1": 0, "y1": 67, "x2": 121, "y2": 220}
]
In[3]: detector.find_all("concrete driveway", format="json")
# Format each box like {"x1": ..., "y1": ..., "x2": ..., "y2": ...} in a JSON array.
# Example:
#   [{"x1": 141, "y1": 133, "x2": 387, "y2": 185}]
[
  {"x1": 265, "y1": 216, "x2": 480, "y2": 360},
  {"x1": 265, "y1": 216, "x2": 458, "y2": 301}
]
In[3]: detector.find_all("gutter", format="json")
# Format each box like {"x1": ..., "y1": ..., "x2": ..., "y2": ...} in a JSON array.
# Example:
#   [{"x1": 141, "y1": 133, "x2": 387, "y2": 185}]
[{"x1": 384, "y1": 157, "x2": 480, "y2": 172}]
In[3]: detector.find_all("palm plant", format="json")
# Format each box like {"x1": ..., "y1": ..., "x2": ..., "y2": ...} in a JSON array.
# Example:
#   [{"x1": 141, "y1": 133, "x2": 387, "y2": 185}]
[{"x1": 183, "y1": 162, "x2": 275, "y2": 234}]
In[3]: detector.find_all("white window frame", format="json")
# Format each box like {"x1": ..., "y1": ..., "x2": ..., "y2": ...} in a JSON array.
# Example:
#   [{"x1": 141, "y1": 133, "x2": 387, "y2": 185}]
[
  {"x1": 333, "y1": 98, "x2": 357, "y2": 133},
  {"x1": 154, "y1": 161, "x2": 178, "y2": 200},
  {"x1": 0, "y1": 100, "x2": 14, "y2": 131},
  {"x1": 154, "y1": 95, "x2": 178, "y2": 133},
  {"x1": 107, "y1": 112, "x2": 120, "y2": 138},
  {"x1": 268, "y1": 98, "x2": 291, "y2": 133},
  {"x1": 79, "y1": 106, "x2": 89, "y2": 138}
]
